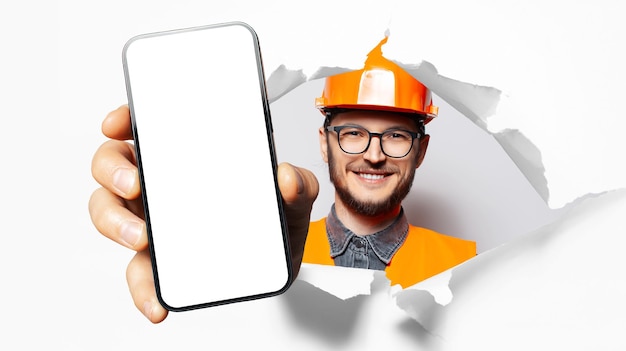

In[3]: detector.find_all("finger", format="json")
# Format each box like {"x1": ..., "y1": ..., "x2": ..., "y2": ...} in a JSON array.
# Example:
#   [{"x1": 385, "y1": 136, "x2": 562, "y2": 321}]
[
  {"x1": 91, "y1": 139, "x2": 141, "y2": 199},
  {"x1": 277, "y1": 162, "x2": 319, "y2": 205},
  {"x1": 277, "y1": 163, "x2": 319, "y2": 278},
  {"x1": 89, "y1": 187, "x2": 148, "y2": 251},
  {"x1": 126, "y1": 250, "x2": 168, "y2": 323},
  {"x1": 102, "y1": 105, "x2": 133, "y2": 140}
]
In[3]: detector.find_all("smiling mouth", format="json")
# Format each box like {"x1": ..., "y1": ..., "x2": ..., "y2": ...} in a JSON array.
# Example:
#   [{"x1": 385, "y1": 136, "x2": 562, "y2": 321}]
[{"x1": 356, "y1": 172, "x2": 388, "y2": 181}]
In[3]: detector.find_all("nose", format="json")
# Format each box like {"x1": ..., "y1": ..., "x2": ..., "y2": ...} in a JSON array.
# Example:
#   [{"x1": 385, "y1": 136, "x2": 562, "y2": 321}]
[{"x1": 363, "y1": 135, "x2": 386, "y2": 164}]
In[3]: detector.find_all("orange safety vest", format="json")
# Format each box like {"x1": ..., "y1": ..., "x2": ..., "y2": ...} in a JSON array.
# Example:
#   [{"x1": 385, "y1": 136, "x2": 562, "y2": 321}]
[{"x1": 302, "y1": 218, "x2": 477, "y2": 288}]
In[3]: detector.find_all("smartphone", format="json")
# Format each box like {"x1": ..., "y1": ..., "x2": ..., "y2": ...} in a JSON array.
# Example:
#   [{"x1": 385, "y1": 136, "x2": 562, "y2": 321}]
[{"x1": 122, "y1": 22, "x2": 292, "y2": 311}]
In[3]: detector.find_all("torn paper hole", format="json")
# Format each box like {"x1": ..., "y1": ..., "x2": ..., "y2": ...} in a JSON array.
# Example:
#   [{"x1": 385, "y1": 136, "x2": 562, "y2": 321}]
[
  {"x1": 273, "y1": 32, "x2": 568, "y2": 305},
  {"x1": 262, "y1": 5, "x2": 625, "y2": 346}
]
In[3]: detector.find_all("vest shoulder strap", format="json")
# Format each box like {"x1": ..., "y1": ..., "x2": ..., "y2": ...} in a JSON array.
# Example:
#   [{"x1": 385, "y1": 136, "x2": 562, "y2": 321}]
[{"x1": 302, "y1": 218, "x2": 334, "y2": 265}]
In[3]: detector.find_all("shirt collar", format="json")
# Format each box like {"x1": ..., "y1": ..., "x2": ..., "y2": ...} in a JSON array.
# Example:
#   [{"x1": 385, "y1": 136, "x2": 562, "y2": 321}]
[{"x1": 325, "y1": 204, "x2": 409, "y2": 265}]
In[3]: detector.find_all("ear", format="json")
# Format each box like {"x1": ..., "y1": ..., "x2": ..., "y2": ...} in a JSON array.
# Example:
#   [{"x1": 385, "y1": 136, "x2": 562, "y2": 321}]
[
  {"x1": 319, "y1": 127, "x2": 329, "y2": 163},
  {"x1": 415, "y1": 134, "x2": 430, "y2": 168}
]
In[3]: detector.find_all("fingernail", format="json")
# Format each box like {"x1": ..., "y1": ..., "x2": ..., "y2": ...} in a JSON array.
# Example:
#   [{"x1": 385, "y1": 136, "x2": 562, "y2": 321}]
[
  {"x1": 120, "y1": 221, "x2": 142, "y2": 247},
  {"x1": 143, "y1": 301, "x2": 153, "y2": 320},
  {"x1": 112, "y1": 168, "x2": 134, "y2": 195}
]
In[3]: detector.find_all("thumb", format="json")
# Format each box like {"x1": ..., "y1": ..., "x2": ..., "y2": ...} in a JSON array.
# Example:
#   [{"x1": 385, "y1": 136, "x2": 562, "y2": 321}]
[
  {"x1": 277, "y1": 162, "x2": 319, "y2": 205},
  {"x1": 277, "y1": 163, "x2": 319, "y2": 278}
]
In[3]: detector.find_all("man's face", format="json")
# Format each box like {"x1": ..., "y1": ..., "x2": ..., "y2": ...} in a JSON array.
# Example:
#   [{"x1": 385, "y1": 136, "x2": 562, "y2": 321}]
[{"x1": 320, "y1": 110, "x2": 430, "y2": 217}]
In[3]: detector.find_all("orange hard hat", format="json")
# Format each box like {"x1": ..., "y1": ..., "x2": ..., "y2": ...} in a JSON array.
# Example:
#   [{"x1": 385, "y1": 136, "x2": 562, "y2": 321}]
[{"x1": 315, "y1": 37, "x2": 438, "y2": 124}]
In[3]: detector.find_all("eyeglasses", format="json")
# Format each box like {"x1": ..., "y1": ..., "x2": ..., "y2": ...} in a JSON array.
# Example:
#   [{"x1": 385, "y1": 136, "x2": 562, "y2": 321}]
[{"x1": 326, "y1": 125, "x2": 420, "y2": 158}]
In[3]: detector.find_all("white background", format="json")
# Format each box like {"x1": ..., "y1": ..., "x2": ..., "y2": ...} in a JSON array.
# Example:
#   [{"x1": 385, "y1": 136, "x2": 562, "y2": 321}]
[{"x1": 2, "y1": 1, "x2": 625, "y2": 350}]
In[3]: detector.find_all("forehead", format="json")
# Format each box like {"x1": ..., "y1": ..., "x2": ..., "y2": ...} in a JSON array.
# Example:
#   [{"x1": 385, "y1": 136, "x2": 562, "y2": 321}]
[{"x1": 330, "y1": 110, "x2": 418, "y2": 130}]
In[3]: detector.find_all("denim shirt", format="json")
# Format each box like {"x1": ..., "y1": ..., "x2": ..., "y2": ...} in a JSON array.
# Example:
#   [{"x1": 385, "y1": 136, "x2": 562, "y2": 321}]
[{"x1": 326, "y1": 204, "x2": 409, "y2": 270}]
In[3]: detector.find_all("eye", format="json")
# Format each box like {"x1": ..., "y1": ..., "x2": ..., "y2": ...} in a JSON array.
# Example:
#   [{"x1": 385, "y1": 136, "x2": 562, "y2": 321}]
[
  {"x1": 385, "y1": 130, "x2": 411, "y2": 141},
  {"x1": 340, "y1": 127, "x2": 366, "y2": 138}
]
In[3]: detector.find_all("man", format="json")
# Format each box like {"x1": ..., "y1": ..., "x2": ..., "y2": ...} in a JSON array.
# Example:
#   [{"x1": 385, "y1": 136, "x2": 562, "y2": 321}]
[
  {"x1": 301, "y1": 38, "x2": 476, "y2": 288},
  {"x1": 89, "y1": 38, "x2": 474, "y2": 323}
]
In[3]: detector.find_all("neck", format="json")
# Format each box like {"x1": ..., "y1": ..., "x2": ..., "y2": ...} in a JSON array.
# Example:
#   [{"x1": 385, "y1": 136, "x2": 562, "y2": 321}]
[{"x1": 333, "y1": 194, "x2": 402, "y2": 236}]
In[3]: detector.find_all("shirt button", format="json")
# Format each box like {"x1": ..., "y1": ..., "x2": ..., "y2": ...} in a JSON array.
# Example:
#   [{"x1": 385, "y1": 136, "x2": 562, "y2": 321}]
[{"x1": 354, "y1": 238, "x2": 365, "y2": 248}]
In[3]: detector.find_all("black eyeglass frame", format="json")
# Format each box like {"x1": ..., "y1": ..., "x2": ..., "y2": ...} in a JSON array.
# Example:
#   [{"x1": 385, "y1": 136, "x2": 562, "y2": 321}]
[{"x1": 325, "y1": 125, "x2": 421, "y2": 158}]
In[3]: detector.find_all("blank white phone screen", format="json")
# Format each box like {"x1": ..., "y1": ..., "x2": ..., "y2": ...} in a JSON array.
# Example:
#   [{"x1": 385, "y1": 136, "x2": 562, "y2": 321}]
[{"x1": 123, "y1": 22, "x2": 290, "y2": 310}]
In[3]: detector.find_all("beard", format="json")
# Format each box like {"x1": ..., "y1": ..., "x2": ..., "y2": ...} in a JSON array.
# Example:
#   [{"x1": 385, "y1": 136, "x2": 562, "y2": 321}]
[{"x1": 327, "y1": 146, "x2": 417, "y2": 217}]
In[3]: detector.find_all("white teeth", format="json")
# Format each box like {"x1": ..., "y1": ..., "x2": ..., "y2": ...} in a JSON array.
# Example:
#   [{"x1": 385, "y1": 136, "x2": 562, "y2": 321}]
[{"x1": 359, "y1": 173, "x2": 384, "y2": 180}]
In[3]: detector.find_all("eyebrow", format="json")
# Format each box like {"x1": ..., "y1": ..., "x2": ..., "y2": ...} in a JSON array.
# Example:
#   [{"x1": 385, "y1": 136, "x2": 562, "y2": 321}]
[{"x1": 337, "y1": 123, "x2": 418, "y2": 132}]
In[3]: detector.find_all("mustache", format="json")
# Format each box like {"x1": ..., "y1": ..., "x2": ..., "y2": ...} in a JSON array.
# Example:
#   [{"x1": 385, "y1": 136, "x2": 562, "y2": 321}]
[{"x1": 347, "y1": 163, "x2": 399, "y2": 174}]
